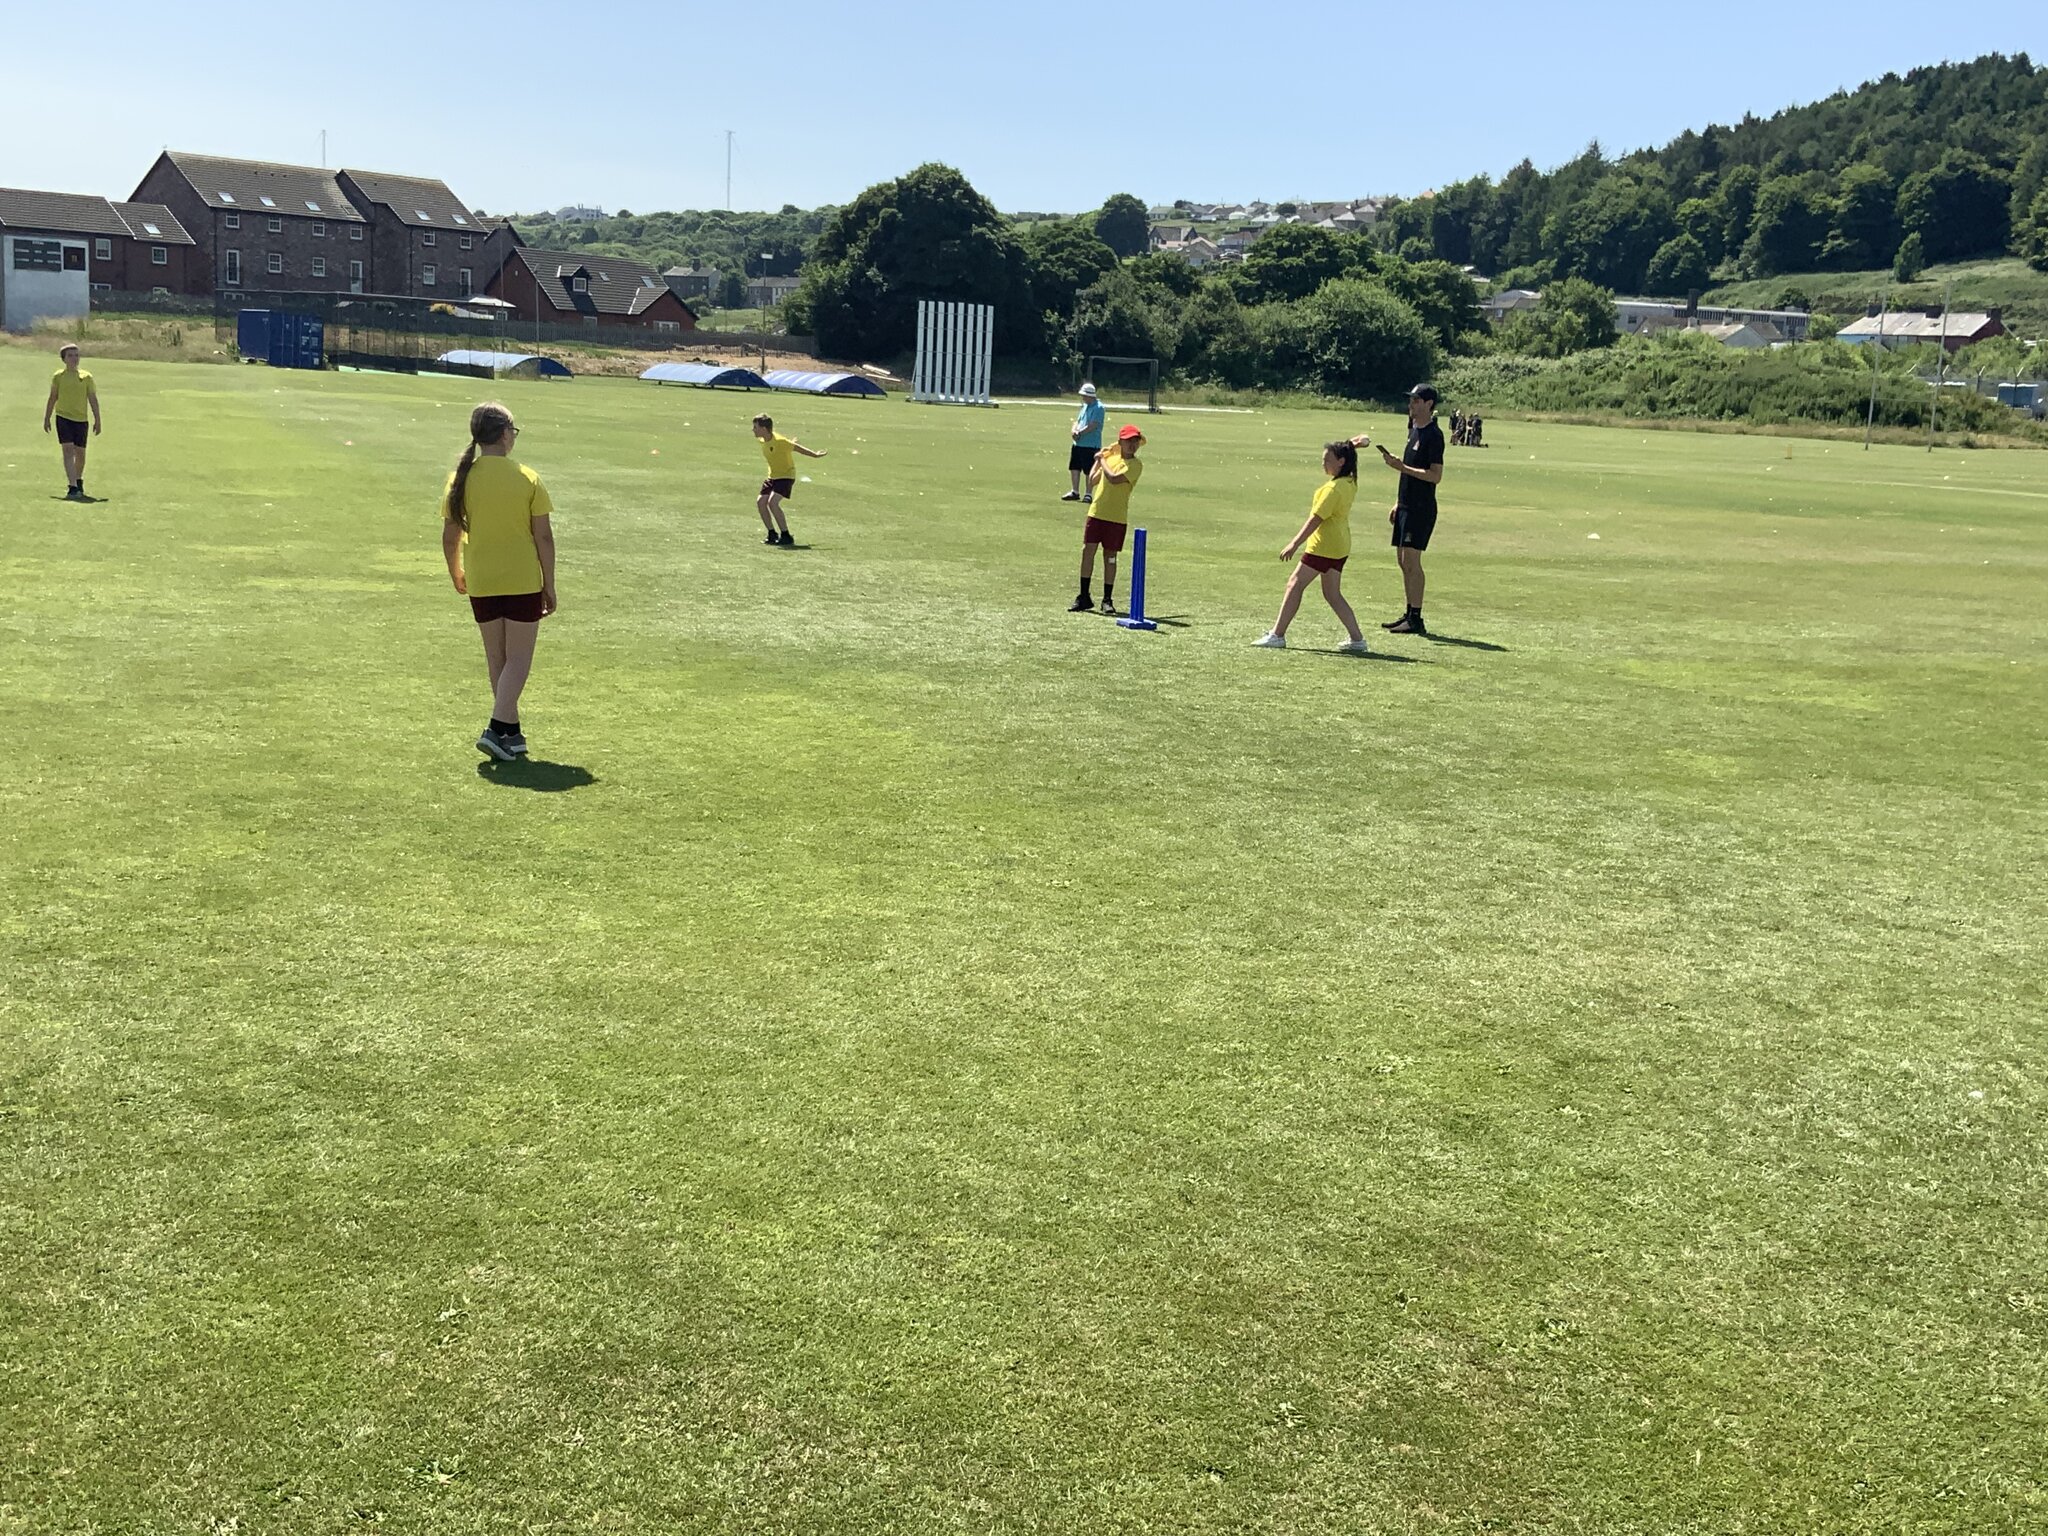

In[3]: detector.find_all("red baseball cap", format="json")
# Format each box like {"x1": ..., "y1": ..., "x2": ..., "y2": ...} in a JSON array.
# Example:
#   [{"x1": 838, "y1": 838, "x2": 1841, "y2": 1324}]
[{"x1": 1118, "y1": 424, "x2": 1144, "y2": 441}]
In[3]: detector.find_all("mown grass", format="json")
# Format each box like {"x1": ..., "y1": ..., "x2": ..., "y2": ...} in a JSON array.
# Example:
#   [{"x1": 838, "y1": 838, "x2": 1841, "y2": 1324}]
[
  {"x1": 1705, "y1": 255, "x2": 2048, "y2": 338},
  {"x1": 2, "y1": 352, "x2": 2044, "y2": 1535}
]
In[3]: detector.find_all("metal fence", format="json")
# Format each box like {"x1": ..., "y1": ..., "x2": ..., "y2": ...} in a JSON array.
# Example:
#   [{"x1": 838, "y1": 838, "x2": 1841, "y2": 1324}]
[{"x1": 208, "y1": 290, "x2": 814, "y2": 361}]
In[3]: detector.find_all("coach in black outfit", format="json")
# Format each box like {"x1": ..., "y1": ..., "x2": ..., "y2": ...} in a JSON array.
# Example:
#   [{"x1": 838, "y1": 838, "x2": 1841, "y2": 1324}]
[{"x1": 1379, "y1": 383, "x2": 1445, "y2": 635}]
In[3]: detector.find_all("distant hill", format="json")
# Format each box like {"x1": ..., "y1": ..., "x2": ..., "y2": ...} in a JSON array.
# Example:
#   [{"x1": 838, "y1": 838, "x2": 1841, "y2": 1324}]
[{"x1": 1374, "y1": 54, "x2": 2048, "y2": 295}]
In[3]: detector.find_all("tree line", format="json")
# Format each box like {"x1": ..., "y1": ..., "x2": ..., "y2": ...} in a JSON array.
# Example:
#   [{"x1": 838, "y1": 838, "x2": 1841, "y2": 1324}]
[{"x1": 1375, "y1": 53, "x2": 2048, "y2": 291}]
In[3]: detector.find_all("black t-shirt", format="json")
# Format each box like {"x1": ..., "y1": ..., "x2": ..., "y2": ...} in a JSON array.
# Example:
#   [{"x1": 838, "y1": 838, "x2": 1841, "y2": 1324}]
[{"x1": 1398, "y1": 420, "x2": 1445, "y2": 514}]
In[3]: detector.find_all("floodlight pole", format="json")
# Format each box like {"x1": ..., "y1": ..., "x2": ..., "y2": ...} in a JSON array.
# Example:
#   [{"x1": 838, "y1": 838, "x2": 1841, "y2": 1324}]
[
  {"x1": 1928, "y1": 280, "x2": 1953, "y2": 451},
  {"x1": 1863, "y1": 283, "x2": 1890, "y2": 450}
]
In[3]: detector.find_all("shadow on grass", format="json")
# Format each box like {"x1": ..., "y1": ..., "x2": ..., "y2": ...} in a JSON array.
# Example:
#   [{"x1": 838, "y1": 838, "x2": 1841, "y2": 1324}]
[
  {"x1": 1422, "y1": 633, "x2": 1508, "y2": 653},
  {"x1": 1140, "y1": 613, "x2": 1194, "y2": 629},
  {"x1": 477, "y1": 759, "x2": 597, "y2": 793}
]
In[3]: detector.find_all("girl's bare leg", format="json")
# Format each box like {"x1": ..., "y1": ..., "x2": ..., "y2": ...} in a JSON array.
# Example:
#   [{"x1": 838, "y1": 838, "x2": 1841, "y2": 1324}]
[
  {"x1": 1270, "y1": 564, "x2": 1315, "y2": 637},
  {"x1": 493, "y1": 620, "x2": 540, "y2": 723},
  {"x1": 1320, "y1": 568, "x2": 1364, "y2": 643}
]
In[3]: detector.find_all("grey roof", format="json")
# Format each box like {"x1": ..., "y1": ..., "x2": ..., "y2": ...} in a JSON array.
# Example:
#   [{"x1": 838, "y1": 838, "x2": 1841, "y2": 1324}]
[
  {"x1": 1838, "y1": 310, "x2": 2001, "y2": 339},
  {"x1": 513, "y1": 247, "x2": 681, "y2": 318},
  {"x1": 109, "y1": 201, "x2": 196, "y2": 245},
  {"x1": 157, "y1": 152, "x2": 366, "y2": 221},
  {"x1": 339, "y1": 169, "x2": 483, "y2": 233},
  {"x1": 0, "y1": 187, "x2": 133, "y2": 237}
]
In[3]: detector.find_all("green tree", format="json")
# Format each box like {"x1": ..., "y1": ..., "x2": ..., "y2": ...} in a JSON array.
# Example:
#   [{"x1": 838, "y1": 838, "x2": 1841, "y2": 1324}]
[
  {"x1": 1173, "y1": 280, "x2": 1260, "y2": 387},
  {"x1": 1298, "y1": 280, "x2": 1435, "y2": 399},
  {"x1": 1546, "y1": 174, "x2": 1675, "y2": 292},
  {"x1": 1716, "y1": 164, "x2": 1762, "y2": 254},
  {"x1": 1068, "y1": 268, "x2": 1177, "y2": 363},
  {"x1": 1237, "y1": 223, "x2": 1363, "y2": 302},
  {"x1": 1645, "y1": 233, "x2": 1712, "y2": 295},
  {"x1": 1381, "y1": 259, "x2": 1484, "y2": 351},
  {"x1": 1741, "y1": 177, "x2": 1831, "y2": 274},
  {"x1": 1892, "y1": 230, "x2": 1926, "y2": 282},
  {"x1": 2019, "y1": 187, "x2": 2048, "y2": 272},
  {"x1": 793, "y1": 163, "x2": 1042, "y2": 358},
  {"x1": 717, "y1": 272, "x2": 747, "y2": 309},
  {"x1": 1122, "y1": 252, "x2": 1202, "y2": 298},
  {"x1": 1524, "y1": 276, "x2": 1617, "y2": 357},
  {"x1": 1019, "y1": 219, "x2": 1119, "y2": 323},
  {"x1": 1897, "y1": 151, "x2": 2012, "y2": 262},
  {"x1": 1675, "y1": 196, "x2": 1725, "y2": 264},
  {"x1": 1822, "y1": 163, "x2": 1898, "y2": 268},
  {"x1": 1093, "y1": 193, "x2": 1151, "y2": 260}
]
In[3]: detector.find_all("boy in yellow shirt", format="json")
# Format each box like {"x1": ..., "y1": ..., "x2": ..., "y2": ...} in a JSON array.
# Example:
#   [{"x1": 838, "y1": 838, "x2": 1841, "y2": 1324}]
[
  {"x1": 752, "y1": 413, "x2": 827, "y2": 547},
  {"x1": 42, "y1": 344, "x2": 102, "y2": 501},
  {"x1": 1069, "y1": 424, "x2": 1145, "y2": 614}
]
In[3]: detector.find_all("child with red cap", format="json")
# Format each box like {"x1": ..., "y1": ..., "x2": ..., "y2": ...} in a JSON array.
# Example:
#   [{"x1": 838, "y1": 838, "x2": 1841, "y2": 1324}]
[{"x1": 1069, "y1": 423, "x2": 1145, "y2": 614}]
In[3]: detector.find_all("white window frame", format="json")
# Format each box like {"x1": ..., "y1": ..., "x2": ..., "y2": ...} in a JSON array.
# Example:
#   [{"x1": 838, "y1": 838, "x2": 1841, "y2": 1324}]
[
  {"x1": 267, "y1": 216, "x2": 282, "y2": 233},
  {"x1": 422, "y1": 231, "x2": 436, "y2": 247},
  {"x1": 572, "y1": 276, "x2": 589, "y2": 294},
  {"x1": 90, "y1": 281, "x2": 112, "y2": 293},
  {"x1": 654, "y1": 320, "x2": 679, "y2": 332},
  {"x1": 421, "y1": 264, "x2": 436, "y2": 286},
  {"x1": 459, "y1": 233, "x2": 473, "y2": 251},
  {"x1": 349, "y1": 225, "x2": 363, "y2": 242},
  {"x1": 312, "y1": 222, "x2": 326, "y2": 238},
  {"x1": 223, "y1": 249, "x2": 242, "y2": 285},
  {"x1": 267, "y1": 252, "x2": 284, "y2": 274},
  {"x1": 312, "y1": 257, "x2": 326, "y2": 278},
  {"x1": 95, "y1": 238, "x2": 112, "y2": 260},
  {"x1": 457, "y1": 268, "x2": 473, "y2": 298},
  {"x1": 152, "y1": 245, "x2": 168, "y2": 266},
  {"x1": 224, "y1": 212, "x2": 240, "y2": 230}
]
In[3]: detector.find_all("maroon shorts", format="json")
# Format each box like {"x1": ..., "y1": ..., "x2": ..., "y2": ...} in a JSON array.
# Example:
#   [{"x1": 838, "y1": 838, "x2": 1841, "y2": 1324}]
[
  {"x1": 761, "y1": 477, "x2": 795, "y2": 499},
  {"x1": 1082, "y1": 516, "x2": 1127, "y2": 554},
  {"x1": 1301, "y1": 553, "x2": 1347, "y2": 573},
  {"x1": 470, "y1": 591, "x2": 546, "y2": 623},
  {"x1": 55, "y1": 416, "x2": 89, "y2": 447}
]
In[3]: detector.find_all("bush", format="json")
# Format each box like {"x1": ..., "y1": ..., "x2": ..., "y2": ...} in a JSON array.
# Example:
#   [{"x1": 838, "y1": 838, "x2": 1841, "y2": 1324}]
[{"x1": 1297, "y1": 280, "x2": 1436, "y2": 400}]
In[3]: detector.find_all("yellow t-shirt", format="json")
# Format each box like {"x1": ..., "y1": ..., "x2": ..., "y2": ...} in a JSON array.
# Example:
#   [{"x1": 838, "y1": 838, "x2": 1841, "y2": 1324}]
[
  {"x1": 51, "y1": 368, "x2": 95, "y2": 422},
  {"x1": 759, "y1": 433, "x2": 797, "y2": 479},
  {"x1": 442, "y1": 456, "x2": 555, "y2": 597},
  {"x1": 1302, "y1": 475, "x2": 1357, "y2": 559},
  {"x1": 1090, "y1": 450, "x2": 1144, "y2": 524}
]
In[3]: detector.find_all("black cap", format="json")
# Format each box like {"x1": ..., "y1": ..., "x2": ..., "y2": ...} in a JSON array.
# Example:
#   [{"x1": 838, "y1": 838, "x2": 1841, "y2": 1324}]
[{"x1": 1409, "y1": 383, "x2": 1438, "y2": 402}]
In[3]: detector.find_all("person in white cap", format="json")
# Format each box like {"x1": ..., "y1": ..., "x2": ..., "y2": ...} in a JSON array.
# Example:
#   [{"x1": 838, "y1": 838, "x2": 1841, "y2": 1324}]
[{"x1": 1061, "y1": 381, "x2": 1106, "y2": 502}]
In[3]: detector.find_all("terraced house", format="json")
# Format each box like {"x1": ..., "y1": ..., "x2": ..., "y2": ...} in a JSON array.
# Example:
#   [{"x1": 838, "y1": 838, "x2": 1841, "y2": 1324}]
[
  {"x1": 0, "y1": 187, "x2": 202, "y2": 329},
  {"x1": 129, "y1": 152, "x2": 516, "y2": 300}
]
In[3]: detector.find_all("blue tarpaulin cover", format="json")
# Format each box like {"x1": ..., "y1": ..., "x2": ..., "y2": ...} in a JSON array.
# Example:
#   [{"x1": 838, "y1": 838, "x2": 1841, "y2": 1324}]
[{"x1": 640, "y1": 362, "x2": 771, "y2": 388}]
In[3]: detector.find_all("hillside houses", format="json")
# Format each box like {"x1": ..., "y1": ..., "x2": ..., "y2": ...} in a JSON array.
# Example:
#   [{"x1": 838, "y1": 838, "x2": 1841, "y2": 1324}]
[{"x1": 1149, "y1": 197, "x2": 1387, "y2": 265}]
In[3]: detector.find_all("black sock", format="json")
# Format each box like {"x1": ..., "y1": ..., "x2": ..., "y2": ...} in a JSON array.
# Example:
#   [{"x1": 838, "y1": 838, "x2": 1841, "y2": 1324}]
[
  {"x1": 1406, "y1": 606, "x2": 1421, "y2": 620},
  {"x1": 1080, "y1": 578, "x2": 1092, "y2": 599},
  {"x1": 489, "y1": 717, "x2": 516, "y2": 735}
]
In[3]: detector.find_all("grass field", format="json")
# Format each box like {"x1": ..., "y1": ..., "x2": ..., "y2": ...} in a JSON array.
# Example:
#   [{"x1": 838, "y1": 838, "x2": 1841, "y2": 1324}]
[{"x1": 3, "y1": 350, "x2": 2044, "y2": 1535}]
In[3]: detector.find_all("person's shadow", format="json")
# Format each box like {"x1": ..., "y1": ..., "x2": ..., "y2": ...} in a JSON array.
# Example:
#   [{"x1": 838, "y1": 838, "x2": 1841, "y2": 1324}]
[
  {"x1": 477, "y1": 759, "x2": 597, "y2": 792},
  {"x1": 1422, "y1": 634, "x2": 1508, "y2": 653}
]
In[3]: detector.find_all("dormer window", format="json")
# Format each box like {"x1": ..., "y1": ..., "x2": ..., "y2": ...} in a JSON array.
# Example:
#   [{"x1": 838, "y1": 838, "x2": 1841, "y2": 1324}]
[
  {"x1": 572, "y1": 277, "x2": 589, "y2": 294},
  {"x1": 218, "y1": 192, "x2": 236, "y2": 203}
]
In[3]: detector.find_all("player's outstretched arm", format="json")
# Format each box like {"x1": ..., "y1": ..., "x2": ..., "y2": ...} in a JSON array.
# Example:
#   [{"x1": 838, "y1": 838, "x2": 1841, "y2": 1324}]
[{"x1": 794, "y1": 441, "x2": 827, "y2": 458}]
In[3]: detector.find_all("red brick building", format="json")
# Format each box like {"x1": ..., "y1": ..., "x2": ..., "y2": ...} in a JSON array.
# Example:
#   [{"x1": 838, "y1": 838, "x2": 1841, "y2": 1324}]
[
  {"x1": 334, "y1": 170, "x2": 520, "y2": 302},
  {"x1": 131, "y1": 152, "x2": 371, "y2": 296},
  {"x1": 0, "y1": 187, "x2": 204, "y2": 308},
  {"x1": 491, "y1": 247, "x2": 698, "y2": 331}
]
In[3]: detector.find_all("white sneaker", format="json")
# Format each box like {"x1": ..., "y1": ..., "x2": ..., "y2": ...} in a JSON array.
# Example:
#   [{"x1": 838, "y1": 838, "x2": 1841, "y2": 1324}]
[
  {"x1": 1252, "y1": 633, "x2": 1286, "y2": 648},
  {"x1": 1337, "y1": 638, "x2": 1370, "y2": 654}
]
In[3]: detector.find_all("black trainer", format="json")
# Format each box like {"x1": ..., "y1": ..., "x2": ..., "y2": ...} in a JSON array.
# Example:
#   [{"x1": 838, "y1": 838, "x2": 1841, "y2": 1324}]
[
  {"x1": 778, "y1": 530, "x2": 796, "y2": 546},
  {"x1": 1060, "y1": 490, "x2": 1081, "y2": 502},
  {"x1": 1386, "y1": 615, "x2": 1427, "y2": 635},
  {"x1": 764, "y1": 531, "x2": 781, "y2": 545},
  {"x1": 1068, "y1": 594, "x2": 1094, "y2": 612},
  {"x1": 475, "y1": 727, "x2": 516, "y2": 762},
  {"x1": 503, "y1": 732, "x2": 529, "y2": 758}
]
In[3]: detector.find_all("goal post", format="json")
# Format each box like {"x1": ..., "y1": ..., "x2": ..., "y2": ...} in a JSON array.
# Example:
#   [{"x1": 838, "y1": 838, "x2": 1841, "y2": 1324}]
[{"x1": 1083, "y1": 354, "x2": 1160, "y2": 413}]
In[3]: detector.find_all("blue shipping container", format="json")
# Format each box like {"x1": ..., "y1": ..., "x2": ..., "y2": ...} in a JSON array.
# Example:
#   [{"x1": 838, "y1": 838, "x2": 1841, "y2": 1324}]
[
  {"x1": 236, "y1": 308, "x2": 324, "y2": 369},
  {"x1": 236, "y1": 308, "x2": 272, "y2": 361}
]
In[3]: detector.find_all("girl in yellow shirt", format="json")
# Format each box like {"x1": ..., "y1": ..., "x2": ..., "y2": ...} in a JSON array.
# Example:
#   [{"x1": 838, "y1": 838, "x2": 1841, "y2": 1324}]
[
  {"x1": 440, "y1": 402, "x2": 557, "y2": 761},
  {"x1": 1253, "y1": 440, "x2": 1369, "y2": 653}
]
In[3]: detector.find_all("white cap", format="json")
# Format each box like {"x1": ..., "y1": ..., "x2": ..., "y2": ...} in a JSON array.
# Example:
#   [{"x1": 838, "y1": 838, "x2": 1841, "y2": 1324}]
[{"x1": 1078, "y1": 382, "x2": 1097, "y2": 397}]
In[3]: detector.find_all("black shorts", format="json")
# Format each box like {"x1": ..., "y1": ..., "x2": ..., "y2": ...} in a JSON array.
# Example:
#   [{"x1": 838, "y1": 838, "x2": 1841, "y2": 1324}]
[
  {"x1": 1068, "y1": 444, "x2": 1099, "y2": 472},
  {"x1": 55, "y1": 416, "x2": 89, "y2": 447},
  {"x1": 470, "y1": 591, "x2": 546, "y2": 623},
  {"x1": 1392, "y1": 504, "x2": 1437, "y2": 551},
  {"x1": 761, "y1": 477, "x2": 795, "y2": 499}
]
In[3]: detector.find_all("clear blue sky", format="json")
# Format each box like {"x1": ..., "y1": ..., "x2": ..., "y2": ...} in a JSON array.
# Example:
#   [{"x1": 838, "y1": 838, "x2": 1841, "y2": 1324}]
[{"x1": 6, "y1": 3, "x2": 2041, "y2": 216}]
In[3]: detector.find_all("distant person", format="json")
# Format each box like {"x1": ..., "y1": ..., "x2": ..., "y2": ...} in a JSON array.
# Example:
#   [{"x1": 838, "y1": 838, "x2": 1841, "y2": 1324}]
[
  {"x1": 1252, "y1": 439, "x2": 1370, "y2": 653},
  {"x1": 441, "y1": 402, "x2": 557, "y2": 762},
  {"x1": 42, "y1": 343, "x2": 101, "y2": 500},
  {"x1": 1359, "y1": 382, "x2": 1445, "y2": 636},
  {"x1": 1069, "y1": 424, "x2": 1145, "y2": 614},
  {"x1": 1449, "y1": 409, "x2": 1464, "y2": 447},
  {"x1": 1062, "y1": 381, "x2": 1105, "y2": 502},
  {"x1": 753, "y1": 413, "x2": 826, "y2": 547},
  {"x1": 1469, "y1": 413, "x2": 1484, "y2": 448}
]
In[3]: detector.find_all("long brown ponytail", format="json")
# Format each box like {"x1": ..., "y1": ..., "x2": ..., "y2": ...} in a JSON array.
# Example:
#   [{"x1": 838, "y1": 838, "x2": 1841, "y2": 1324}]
[{"x1": 449, "y1": 402, "x2": 515, "y2": 530}]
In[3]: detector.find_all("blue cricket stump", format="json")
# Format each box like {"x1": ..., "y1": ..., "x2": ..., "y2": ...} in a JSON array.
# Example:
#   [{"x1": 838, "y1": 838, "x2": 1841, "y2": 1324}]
[{"x1": 1117, "y1": 526, "x2": 1159, "y2": 631}]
